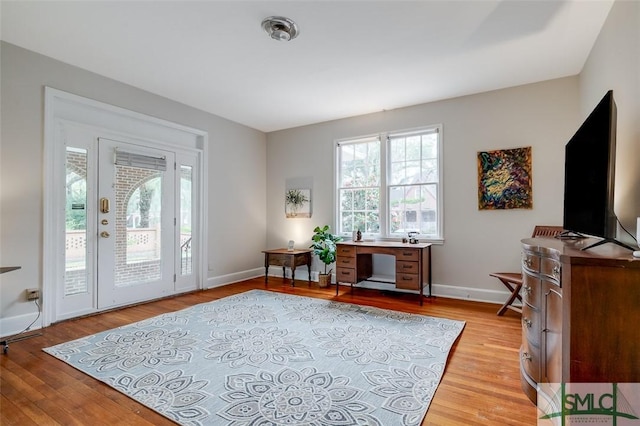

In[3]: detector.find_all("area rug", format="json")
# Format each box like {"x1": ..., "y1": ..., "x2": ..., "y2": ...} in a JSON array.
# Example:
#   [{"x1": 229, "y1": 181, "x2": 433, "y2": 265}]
[{"x1": 43, "y1": 290, "x2": 465, "y2": 425}]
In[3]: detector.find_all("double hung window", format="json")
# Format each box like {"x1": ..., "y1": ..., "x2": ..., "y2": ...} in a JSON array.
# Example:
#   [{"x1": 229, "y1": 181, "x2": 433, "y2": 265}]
[{"x1": 336, "y1": 126, "x2": 443, "y2": 241}]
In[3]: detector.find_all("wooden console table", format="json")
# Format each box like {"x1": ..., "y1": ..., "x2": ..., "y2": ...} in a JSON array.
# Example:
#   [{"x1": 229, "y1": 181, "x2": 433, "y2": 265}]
[
  {"x1": 262, "y1": 248, "x2": 312, "y2": 286},
  {"x1": 335, "y1": 241, "x2": 432, "y2": 305}
]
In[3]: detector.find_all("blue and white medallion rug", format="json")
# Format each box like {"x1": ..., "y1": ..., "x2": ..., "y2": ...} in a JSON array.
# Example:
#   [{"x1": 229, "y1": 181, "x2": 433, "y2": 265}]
[{"x1": 44, "y1": 290, "x2": 465, "y2": 425}]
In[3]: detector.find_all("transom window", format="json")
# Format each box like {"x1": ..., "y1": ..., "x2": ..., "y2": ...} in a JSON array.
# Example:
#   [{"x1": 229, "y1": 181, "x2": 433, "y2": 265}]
[{"x1": 336, "y1": 126, "x2": 443, "y2": 241}]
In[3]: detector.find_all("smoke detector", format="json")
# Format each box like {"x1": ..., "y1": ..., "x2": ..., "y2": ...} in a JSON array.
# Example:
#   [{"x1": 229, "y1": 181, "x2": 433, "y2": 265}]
[{"x1": 261, "y1": 16, "x2": 299, "y2": 42}]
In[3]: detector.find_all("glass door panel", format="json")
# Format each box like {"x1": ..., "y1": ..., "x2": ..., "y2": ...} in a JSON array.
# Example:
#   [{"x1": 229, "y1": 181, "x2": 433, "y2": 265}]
[
  {"x1": 65, "y1": 147, "x2": 89, "y2": 296},
  {"x1": 180, "y1": 165, "x2": 193, "y2": 277},
  {"x1": 115, "y1": 168, "x2": 163, "y2": 286}
]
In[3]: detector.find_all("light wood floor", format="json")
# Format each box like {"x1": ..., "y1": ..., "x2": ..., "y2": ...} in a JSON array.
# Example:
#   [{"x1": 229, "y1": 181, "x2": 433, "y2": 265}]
[{"x1": 0, "y1": 278, "x2": 538, "y2": 425}]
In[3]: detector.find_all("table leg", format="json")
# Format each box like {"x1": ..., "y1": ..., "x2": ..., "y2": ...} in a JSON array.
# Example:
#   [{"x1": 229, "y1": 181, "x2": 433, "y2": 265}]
[
  {"x1": 291, "y1": 264, "x2": 296, "y2": 287},
  {"x1": 264, "y1": 254, "x2": 269, "y2": 286}
]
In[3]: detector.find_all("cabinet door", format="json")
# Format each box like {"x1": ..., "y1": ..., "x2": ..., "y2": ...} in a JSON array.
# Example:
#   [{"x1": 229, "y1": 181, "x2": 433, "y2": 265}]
[{"x1": 543, "y1": 283, "x2": 562, "y2": 384}]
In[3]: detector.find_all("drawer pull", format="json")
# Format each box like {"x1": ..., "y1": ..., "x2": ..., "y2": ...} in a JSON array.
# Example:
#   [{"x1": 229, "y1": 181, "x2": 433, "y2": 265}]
[
  {"x1": 521, "y1": 352, "x2": 532, "y2": 362},
  {"x1": 523, "y1": 258, "x2": 533, "y2": 268},
  {"x1": 341, "y1": 271, "x2": 349, "y2": 275},
  {"x1": 342, "y1": 260, "x2": 350, "y2": 263},
  {"x1": 523, "y1": 285, "x2": 532, "y2": 295},
  {"x1": 552, "y1": 265, "x2": 561, "y2": 278},
  {"x1": 402, "y1": 276, "x2": 412, "y2": 281},
  {"x1": 522, "y1": 317, "x2": 532, "y2": 328},
  {"x1": 403, "y1": 264, "x2": 412, "y2": 269},
  {"x1": 402, "y1": 251, "x2": 413, "y2": 256}
]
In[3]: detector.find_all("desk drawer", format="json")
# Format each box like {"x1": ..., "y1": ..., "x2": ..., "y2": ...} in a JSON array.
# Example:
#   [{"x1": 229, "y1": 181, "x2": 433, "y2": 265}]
[
  {"x1": 336, "y1": 267, "x2": 355, "y2": 284},
  {"x1": 395, "y1": 249, "x2": 420, "y2": 262},
  {"x1": 337, "y1": 245, "x2": 356, "y2": 257},
  {"x1": 396, "y1": 260, "x2": 418, "y2": 274},
  {"x1": 337, "y1": 257, "x2": 356, "y2": 268},
  {"x1": 396, "y1": 273, "x2": 419, "y2": 290}
]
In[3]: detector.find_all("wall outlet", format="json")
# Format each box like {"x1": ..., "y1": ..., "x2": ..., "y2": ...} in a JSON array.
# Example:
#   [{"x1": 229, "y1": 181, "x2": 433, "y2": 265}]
[{"x1": 26, "y1": 288, "x2": 40, "y2": 301}]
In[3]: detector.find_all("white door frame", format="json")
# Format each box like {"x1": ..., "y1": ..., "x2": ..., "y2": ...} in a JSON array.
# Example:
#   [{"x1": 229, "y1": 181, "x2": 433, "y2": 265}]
[{"x1": 44, "y1": 87, "x2": 208, "y2": 326}]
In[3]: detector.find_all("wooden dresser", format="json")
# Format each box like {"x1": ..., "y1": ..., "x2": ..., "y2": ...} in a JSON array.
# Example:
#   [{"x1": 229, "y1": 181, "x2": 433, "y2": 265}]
[
  {"x1": 335, "y1": 241, "x2": 431, "y2": 305},
  {"x1": 519, "y1": 237, "x2": 640, "y2": 404}
]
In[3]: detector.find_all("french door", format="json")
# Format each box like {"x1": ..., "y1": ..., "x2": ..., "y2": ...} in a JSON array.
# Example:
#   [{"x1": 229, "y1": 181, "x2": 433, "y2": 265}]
[
  {"x1": 96, "y1": 138, "x2": 175, "y2": 308},
  {"x1": 59, "y1": 127, "x2": 199, "y2": 319}
]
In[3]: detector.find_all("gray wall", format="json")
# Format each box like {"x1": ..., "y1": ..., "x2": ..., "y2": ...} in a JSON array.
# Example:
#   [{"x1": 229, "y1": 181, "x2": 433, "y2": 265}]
[
  {"x1": 580, "y1": 0, "x2": 640, "y2": 245},
  {"x1": 266, "y1": 78, "x2": 580, "y2": 301},
  {"x1": 0, "y1": 42, "x2": 267, "y2": 330}
]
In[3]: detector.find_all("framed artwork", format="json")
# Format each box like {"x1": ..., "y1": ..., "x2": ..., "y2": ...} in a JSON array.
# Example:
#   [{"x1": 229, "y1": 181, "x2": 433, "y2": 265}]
[
  {"x1": 477, "y1": 146, "x2": 532, "y2": 210},
  {"x1": 285, "y1": 188, "x2": 311, "y2": 218}
]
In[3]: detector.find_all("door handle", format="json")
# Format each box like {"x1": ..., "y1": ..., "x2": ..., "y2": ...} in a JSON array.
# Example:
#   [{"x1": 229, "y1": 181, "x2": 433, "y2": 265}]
[
  {"x1": 100, "y1": 198, "x2": 110, "y2": 213},
  {"x1": 100, "y1": 231, "x2": 110, "y2": 238}
]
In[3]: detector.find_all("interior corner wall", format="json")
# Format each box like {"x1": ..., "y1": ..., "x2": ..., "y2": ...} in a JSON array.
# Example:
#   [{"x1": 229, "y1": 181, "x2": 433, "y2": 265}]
[
  {"x1": 0, "y1": 42, "x2": 267, "y2": 334},
  {"x1": 579, "y1": 0, "x2": 640, "y2": 246},
  {"x1": 265, "y1": 77, "x2": 580, "y2": 300}
]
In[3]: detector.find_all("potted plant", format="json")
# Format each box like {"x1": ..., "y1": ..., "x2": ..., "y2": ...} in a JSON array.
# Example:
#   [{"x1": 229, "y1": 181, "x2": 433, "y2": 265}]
[{"x1": 310, "y1": 225, "x2": 343, "y2": 288}]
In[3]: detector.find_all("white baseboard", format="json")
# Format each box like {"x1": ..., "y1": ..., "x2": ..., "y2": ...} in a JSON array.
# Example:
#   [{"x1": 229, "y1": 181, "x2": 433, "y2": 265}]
[
  {"x1": 206, "y1": 267, "x2": 264, "y2": 289},
  {"x1": 431, "y1": 283, "x2": 515, "y2": 305},
  {"x1": 0, "y1": 309, "x2": 43, "y2": 339}
]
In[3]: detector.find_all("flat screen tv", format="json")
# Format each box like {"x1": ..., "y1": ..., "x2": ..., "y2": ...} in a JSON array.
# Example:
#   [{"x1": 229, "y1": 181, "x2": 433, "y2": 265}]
[{"x1": 562, "y1": 90, "x2": 633, "y2": 251}]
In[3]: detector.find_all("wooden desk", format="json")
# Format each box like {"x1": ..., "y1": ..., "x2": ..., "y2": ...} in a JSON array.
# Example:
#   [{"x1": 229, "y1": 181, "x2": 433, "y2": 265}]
[
  {"x1": 262, "y1": 248, "x2": 312, "y2": 286},
  {"x1": 335, "y1": 241, "x2": 432, "y2": 305}
]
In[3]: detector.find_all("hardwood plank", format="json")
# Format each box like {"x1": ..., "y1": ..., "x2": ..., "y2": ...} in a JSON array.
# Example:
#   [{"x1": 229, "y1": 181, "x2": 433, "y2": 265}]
[{"x1": 0, "y1": 278, "x2": 537, "y2": 425}]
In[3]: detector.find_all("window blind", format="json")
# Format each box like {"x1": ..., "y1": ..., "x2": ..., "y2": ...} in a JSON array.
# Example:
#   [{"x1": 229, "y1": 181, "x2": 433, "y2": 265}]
[{"x1": 115, "y1": 150, "x2": 167, "y2": 171}]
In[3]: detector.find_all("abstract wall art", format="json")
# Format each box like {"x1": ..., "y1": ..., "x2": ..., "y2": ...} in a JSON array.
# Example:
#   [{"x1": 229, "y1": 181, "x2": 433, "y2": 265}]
[{"x1": 477, "y1": 146, "x2": 532, "y2": 210}]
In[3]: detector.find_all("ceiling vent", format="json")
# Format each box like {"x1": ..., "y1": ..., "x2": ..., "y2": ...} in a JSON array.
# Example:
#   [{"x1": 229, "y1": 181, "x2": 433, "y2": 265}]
[{"x1": 261, "y1": 16, "x2": 299, "y2": 42}]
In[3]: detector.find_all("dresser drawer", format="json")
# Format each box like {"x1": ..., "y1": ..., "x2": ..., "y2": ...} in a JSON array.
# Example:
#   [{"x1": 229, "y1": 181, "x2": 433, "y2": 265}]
[
  {"x1": 541, "y1": 258, "x2": 562, "y2": 285},
  {"x1": 396, "y1": 260, "x2": 419, "y2": 274},
  {"x1": 336, "y1": 267, "x2": 355, "y2": 284},
  {"x1": 522, "y1": 273, "x2": 541, "y2": 309},
  {"x1": 521, "y1": 303, "x2": 541, "y2": 347},
  {"x1": 395, "y1": 249, "x2": 420, "y2": 262},
  {"x1": 521, "y1": 340, "x2": 541, "y2": 382},
  {"x1": 337, "y1": 256, "x2": 356, "y2": 268},
  {"x1": 337, "y1": 245, "x2": 356, "y2": 257},
  {"x1": 396, "y1": 273, "x2": 419, "y2": 290},
  {"x1": 522, "y1": 251, "x2": 540, "y2": 273}
]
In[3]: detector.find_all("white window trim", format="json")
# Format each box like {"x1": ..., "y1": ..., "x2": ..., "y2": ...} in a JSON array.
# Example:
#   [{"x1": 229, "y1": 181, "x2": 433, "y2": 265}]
[{"x1": 334, "y1": 125, "x2": 444, "y2": 244}]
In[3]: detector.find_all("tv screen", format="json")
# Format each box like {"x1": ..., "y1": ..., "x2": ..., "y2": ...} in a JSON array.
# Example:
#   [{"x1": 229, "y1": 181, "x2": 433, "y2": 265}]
[{"x1": 562, "y1": 90, "x2": 617, "y2": 241}]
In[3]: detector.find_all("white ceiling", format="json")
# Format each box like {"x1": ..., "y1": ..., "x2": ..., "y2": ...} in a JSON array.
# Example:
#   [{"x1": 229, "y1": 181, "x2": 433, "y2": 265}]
[{"x1": 1, "y1": 1, "x2": 614, "y2": 132}]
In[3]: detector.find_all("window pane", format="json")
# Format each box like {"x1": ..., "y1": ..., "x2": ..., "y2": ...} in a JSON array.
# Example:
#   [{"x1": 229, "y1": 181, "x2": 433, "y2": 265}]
[
  {"x1": 422, "y1": 159, "x2": 438, "y2": 182},
  {"x1": 65, "y1": 147, "x2": 88, "y2": 296},
  {"x1": 365, "y1": 188, "x2": 379, "y2": 211},
  {"x1": 180, "y1": 165, "x2": 193, "y2": 276},
  {"x1": 337, "y1": 139, "x2": 381, "y2": 235},
  {"x1": 341, "y1": 211, "x2": 354, "y2": 233},
  {"x1": 353, "y1": 189, "x2": 366, "y2": 210},
  {"x1": 389, "y1": 184, "x2": 439, "y2": 235},
  {"x1": 116, "y1": 165, "x2": 162, "y2": 287},
  {"x1": 340, "y1": 189, "x2": 353, "y2": 211}
]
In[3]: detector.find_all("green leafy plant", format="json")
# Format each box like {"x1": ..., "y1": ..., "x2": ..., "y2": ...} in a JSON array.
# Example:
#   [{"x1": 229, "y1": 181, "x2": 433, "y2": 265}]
[{"x1": 310, "y1": 225, "x2": 343, "y2": 275}]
